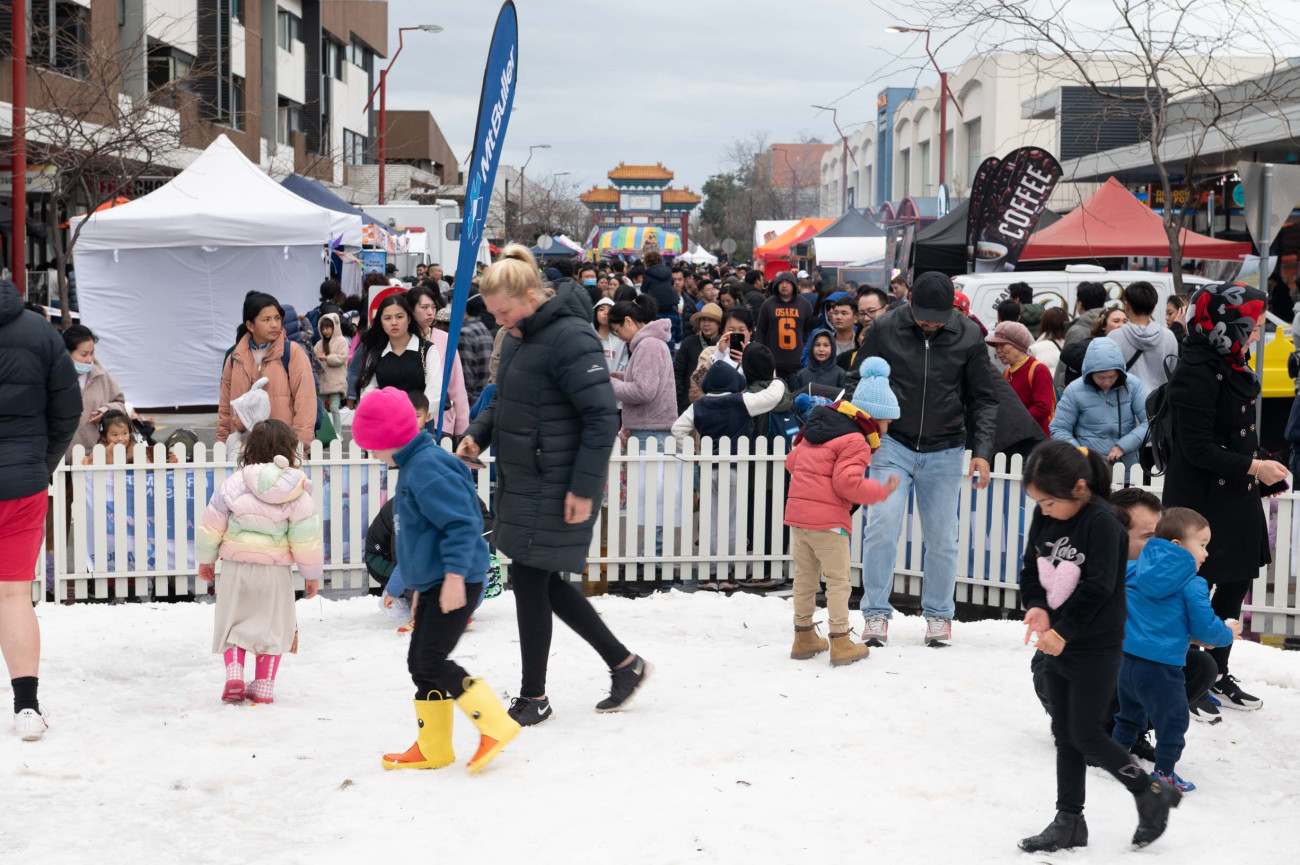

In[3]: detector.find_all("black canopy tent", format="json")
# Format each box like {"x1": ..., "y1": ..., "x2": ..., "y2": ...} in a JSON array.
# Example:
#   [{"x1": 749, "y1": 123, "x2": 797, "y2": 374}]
[{"x1": 912, "y1": 200, "x2": 1063, "y2": 276}]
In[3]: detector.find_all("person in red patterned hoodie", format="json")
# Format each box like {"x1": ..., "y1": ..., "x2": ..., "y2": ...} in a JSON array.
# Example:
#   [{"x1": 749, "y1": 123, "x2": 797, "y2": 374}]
[{"x1": 785, "y1": 357, "x2": 901, "y2": 666}]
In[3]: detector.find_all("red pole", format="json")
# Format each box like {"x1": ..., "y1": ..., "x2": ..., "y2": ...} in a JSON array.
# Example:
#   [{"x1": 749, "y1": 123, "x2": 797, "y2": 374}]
[
  {"x1": 938, "y1": 71, "x2": 947, "y2": 188},
  {"x1": 378, "y1": 68, "x2": 386, "y2": 205},
  {"x1": 12, "y1": 0, "x2": 27, "y2": 295}
]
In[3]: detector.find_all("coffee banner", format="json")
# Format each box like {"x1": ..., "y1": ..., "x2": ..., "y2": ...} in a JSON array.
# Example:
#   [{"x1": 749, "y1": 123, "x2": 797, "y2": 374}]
[
  {"x1": 965, "y1": 156, "x2": 1002, "y2": 273},
  {"x1": 971, "y1": 147, "x2": 1062, "y2": 273}
]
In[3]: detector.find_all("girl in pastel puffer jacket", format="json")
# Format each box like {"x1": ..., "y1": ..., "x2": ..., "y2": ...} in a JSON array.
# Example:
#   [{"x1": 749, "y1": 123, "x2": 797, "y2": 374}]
[
  {"x1": 1049, "y1": 339, "x2": 1149, "y2": 468},
  {"x1": 197, "y1": 419, "x2": 322, "y2": 705}
]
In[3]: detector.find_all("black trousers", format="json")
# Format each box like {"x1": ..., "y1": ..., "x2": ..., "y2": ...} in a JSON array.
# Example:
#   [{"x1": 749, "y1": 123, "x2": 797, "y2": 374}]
[
  {"x1": 512, "y1": 563, "x2": 629, "y2": 698},
  {"x1": 1032, "y1": 645, "x2": 1221, "y2": 717},
  {"x1": 1207, "y1": 580, "x2": 1250, "y2": 678},
  {"x1": 1043, "y1": 647, "x2": 1148, "y2": 814},
  {"x1": 408, "y1": 582, "x2": 483, "y2": 700}
]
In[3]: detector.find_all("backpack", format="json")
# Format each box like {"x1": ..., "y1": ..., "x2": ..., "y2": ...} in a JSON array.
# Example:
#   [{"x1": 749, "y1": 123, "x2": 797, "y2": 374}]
[
  {"x1": 764, "y1": 405, "x2": 803, "y2": 449},
  {"x1": 1139, "y1": 355, "x2": 1180, "y2": 477},
  {"x1": 164, "y1": 428, "x2": 199, "y2": 461}
]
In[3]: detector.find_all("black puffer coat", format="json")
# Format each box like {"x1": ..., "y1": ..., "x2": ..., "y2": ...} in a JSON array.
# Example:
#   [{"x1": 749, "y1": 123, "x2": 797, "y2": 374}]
[
  {"x1": 0, "y1": 280, "x2": 82, "y2": 499},
  {"x1": 1161, "y1": 335, "x2": 1270, "y2": 584},
  {"x1": 467, "y1": 282, "x2": 619, "y2": 573}
]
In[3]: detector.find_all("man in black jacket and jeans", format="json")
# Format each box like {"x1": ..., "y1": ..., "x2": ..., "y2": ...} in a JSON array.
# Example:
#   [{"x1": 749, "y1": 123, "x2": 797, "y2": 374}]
[
  {"x1": 845, "y1": 272, "x2": 999, "y2": 648},
  {"x1": 0, "y1": 278, "x2": 82, "y2": 740}
]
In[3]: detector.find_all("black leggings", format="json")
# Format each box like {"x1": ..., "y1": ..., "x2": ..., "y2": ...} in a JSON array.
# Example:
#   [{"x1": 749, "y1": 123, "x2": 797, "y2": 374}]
[
  {"x1": 512, "y1": 563, "x2": 629, "y2": 698},
  {"x1": 408, "y1": 583, "x2": 483, "y2": 700},
  {"x1": 1044, "y1": 647, "x2": 1147, "y2": 814},
  {"x1": 1208, "y1": 580, "x2": 1250, "y2": 678}
]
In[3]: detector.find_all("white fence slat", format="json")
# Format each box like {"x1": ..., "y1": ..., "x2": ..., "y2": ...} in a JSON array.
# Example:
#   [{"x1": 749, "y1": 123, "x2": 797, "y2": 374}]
[
  {"x1": 678, "y1": 436, "x2": 697, "y2": 584},
  {"x1": 624, "y1": 437, "x2": 640, "y2": 581},
  {"x1": 193, "y1": 443, "x2": 211, "y2": 594},
  {"x1": 751, "y1": 437, "x2": 769, "y2": 581},
  {"x1": 734, "y1": 437, "x2": 751, "y2": 583},
  {"x1": 769, "y1": 439, "x2": 786, "y2": 582},
  {"x1": 698, "y1": 438, "x2": 715, "y2": 584},
  {"x1": 715, "y1": 437, "x2": 733, "y2": 584}
]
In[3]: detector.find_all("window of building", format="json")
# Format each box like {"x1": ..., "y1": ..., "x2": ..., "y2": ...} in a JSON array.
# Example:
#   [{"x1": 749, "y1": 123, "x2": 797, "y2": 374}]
[
  {"x1": 919, "y1": 141, "x2": 931, "y2": 195},
  {"x1": 861, "y1": 166, "x2": 873, "y2": 208},
  {"x1": 32, "y1": 0, "x2": 90, "y2": 79},
  {"x1": 147, "y1": 42, "x2": 196, "y2": 94},
  {"x1": 277, "y1": 10, "x2": 301, "y2": 51},
  {"x1": 323, "y1": 38, "x2": 344, "y2": 81},
  {"x1": 343, "y1": 129, "x2": 368, "y2": 166},
  {"x1": 349, "y1": 39, "x2": 372, "y2": 73},
  {"x1": 230, "y1": 75, "x2": 245, "y2": 130},
  {"x1": 965, "y1": 118, "x2": 982, "y2": 190},
  {"x1": 277, "y1": 101, "x2": 302, "y2": 145},
  {"x1": 900, "y1": 148, "x2": 911, "y2": 197}
]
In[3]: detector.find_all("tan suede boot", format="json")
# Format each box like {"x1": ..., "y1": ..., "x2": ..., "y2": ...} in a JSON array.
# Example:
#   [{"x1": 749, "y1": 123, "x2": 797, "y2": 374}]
[
  {"x1": 790, "y1": 624, "x2": 829, "y2": 660},
  {"x1": 829, "y1": 631, "x2": 870, "y2": 666}
]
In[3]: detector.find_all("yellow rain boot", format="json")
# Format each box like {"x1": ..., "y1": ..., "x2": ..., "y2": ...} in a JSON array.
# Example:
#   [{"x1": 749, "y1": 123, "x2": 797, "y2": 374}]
[
  {"x1": 381, "y1": 693, "x2": 456, "y2": 770},
  {"x1": 456, "y1": 678, "x2": 520, "y2": 775}
]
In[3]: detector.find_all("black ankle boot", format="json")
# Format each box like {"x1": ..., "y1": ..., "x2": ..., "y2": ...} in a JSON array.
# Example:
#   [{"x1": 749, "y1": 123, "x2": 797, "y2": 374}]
[
  {"x1": 1019, "y1": 811, "x2": 1088, "y2": 852},
  {"x1": 1133, "y1": 775, "x2": 1182, "y2": 847}
]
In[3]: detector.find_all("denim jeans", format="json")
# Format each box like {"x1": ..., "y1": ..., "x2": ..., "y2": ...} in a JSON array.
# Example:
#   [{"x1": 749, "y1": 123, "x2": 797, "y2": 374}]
[{"x1": 860, "y1": 435, "x2": 964, "y2": 619}]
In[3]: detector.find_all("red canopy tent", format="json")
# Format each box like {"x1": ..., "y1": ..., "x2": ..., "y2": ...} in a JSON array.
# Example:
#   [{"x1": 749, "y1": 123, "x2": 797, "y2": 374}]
[
  {"x1": 1020, "y1": 178, "x2": 1251, "y2": 261},
  {"x1": 753, "y1": 217, "x2": 833, "y2": 260}
]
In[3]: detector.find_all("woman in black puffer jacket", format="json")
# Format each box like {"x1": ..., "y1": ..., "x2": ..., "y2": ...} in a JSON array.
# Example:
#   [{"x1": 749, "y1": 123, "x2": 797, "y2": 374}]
[{"x1": 460, "y1": 245, "x2": 650, "y2": 724}]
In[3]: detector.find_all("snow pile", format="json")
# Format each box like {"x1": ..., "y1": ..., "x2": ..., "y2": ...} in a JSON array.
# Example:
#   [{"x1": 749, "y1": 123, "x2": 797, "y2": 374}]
[{"x1": 5, "y1": 592, "x2": 1299, "y2": 863}]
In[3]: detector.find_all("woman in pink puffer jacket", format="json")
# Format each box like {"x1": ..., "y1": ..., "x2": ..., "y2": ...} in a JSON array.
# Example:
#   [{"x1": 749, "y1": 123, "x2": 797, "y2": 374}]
[{"x1": 197, "y1": 420, "x2": 322, "y2": 705}]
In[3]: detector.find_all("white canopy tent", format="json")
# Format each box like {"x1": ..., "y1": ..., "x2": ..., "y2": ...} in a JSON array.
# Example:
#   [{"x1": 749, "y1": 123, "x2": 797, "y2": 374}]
[
  {"x1": 75, "y1": 135, "x2": 363, "y2": 407},
  {"x1": 812, "y1": 236, "x2": 886, "y2": 267},
  {"x1": 682, "y1": 244, "x2": 719, "y2": 265}
]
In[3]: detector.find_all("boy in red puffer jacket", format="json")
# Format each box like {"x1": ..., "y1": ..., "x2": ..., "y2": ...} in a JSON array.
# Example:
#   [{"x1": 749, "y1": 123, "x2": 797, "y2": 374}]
[{"x1": 785, "y1": 356, "x2": 901, "y2": 666}]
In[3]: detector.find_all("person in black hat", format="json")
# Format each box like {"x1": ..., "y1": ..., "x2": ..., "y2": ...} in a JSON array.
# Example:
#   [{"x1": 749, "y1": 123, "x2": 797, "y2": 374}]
[{"x1": 844, "y1": 271, "x2": 1000, "y2": 649}]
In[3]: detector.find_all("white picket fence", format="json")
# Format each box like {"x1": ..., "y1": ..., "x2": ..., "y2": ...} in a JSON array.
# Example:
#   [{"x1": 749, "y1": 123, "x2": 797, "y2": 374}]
[{"x1": 26, "y1": 438, "x2": 1300, "y2": 635}]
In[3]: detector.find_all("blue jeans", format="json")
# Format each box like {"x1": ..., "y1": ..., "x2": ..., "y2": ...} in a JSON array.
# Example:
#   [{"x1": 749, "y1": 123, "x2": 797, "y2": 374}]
[
  {"x1": 860, "y1": 435, "x2": 963, "y2": 619},
  {"x1": 1113, "y1": 653, "x2": 1189, "y2": 776}
]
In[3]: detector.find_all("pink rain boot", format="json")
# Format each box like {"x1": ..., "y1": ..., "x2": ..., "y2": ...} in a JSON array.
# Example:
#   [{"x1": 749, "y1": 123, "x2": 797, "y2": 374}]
[
  {"x1": 248, "y1": 654, "x2": 281, "y2": 704},
  {"x1": 222, "y1": 648, "x2": 247, "y2": 703}
]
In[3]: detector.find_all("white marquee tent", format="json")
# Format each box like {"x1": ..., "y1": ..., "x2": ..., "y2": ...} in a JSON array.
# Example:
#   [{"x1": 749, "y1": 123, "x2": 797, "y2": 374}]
[{"x1": 75, "y1": 135, "x2": 363, "y2": 407}]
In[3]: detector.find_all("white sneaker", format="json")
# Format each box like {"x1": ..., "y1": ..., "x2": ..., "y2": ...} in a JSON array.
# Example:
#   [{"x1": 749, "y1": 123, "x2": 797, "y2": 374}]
[
  {"x1": 15, "y1": 708, "x2": 48, "y2": 741},
  {"x1": 924, "y1": 617, "x2": 953, "y2": 647},
  {"x1": 379, "y1": 594, "x2": 411, "y2": 622},
  {"x1": 861, "y1": 614, "x2": 889, "y2": 647}
]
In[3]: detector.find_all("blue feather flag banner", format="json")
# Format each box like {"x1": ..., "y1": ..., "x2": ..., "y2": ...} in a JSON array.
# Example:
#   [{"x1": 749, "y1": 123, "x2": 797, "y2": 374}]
[{"x1": 438, "y1": 1, "x2": 517, "y2": 437}]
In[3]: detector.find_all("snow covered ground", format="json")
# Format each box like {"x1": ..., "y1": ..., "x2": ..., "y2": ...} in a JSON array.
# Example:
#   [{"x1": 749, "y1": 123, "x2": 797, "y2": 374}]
[{"x1": 5, "y1": 591, "x2": 1300, "y2": 864}]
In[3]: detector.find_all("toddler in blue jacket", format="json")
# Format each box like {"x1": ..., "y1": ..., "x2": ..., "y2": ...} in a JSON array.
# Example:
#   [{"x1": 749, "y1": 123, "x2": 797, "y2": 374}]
[
  {"x1": 1112, "y1": 507, "x2": 1239, "y2": 793},
  {"x1": 352, "y1": 387, "x2": 519, "y2": 775}
]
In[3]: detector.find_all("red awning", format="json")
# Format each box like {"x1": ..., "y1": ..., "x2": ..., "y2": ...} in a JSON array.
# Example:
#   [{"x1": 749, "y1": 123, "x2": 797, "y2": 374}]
[
  {"x1": 1020, "y1": 178, "x2": 1251, "y2": 261},
  {"x1": 754, "y1": 218, "x2": 833, "y2": 260}
]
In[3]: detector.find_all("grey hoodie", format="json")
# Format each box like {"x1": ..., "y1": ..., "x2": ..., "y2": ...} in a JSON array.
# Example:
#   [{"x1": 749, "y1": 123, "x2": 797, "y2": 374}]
[{"x1": 1107, "y1": 322, "x2": 1179, "y2": 390}]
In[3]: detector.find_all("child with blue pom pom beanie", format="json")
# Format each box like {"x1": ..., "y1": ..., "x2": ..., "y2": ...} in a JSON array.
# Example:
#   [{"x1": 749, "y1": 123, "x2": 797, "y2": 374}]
[{"x1": 784, "y1": 356, "x2": 902, "y2": 665}]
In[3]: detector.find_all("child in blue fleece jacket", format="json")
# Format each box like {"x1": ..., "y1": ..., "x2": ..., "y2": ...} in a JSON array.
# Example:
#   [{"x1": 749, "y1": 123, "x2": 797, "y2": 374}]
[
  {"x1": 351, "y1": 387, "x2": 519, "y2": 775},
  {"x1": 1112, "y1": 507, "x2": 1239, "y2": 793}
]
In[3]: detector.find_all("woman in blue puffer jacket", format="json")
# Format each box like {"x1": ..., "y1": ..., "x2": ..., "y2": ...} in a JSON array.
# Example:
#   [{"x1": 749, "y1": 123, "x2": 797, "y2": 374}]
[{"x1": 1049, "y1": 338, "x2": 1148, "y2": 467}]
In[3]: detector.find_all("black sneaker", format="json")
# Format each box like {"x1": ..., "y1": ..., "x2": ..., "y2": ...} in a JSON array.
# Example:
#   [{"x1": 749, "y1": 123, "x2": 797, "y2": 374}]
[
  {"x1": 508, "y1": 695, "x2": 554, "y2": 727},
  {"x1": 1188, "y1": 693, "x2": 1222, "y2": 724},
  {"x1": 1211, "y1": 674, "x2": 1263, "y2": 710},
  {"x1": 1132, "y1": 774, "x2": 1182, "y2": 848},
  {"x1": 595, "y1": 655, "x2": 652, "y2": 713},
  {"x1": 1130, "y1": 731, "x2": 1157, "y2": 763}
]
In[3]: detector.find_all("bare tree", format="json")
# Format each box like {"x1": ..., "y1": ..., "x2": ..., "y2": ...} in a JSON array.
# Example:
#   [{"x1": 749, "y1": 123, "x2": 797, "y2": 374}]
[
  {"x1": 21, "y1": 17, "x2": 198, "y2": 325},
  {"x1": 517, "y1": 172, "x2": 588, "y2": 242},
  {"x1": 895, "y1": 0, "x2": 1300, "y2": 291}
]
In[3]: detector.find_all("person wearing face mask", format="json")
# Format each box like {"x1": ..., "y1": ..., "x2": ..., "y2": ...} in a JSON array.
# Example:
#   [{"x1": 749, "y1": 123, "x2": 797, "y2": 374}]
[
  {"x1": 62, "y1": 324, "x2": 127, "y2": 460},
  {"x1": 844, "y1": 272, "x2": 1000, "y2": 648},
  {"x1": 219, "y1": 291, "x2": 318, "y2": 447},
  {"x1": 578, "y1": 264, "x2": 601, "y2": 306},
  {"x1": 1050, "y1": 338, "x2": 1148, "y2": 468}
]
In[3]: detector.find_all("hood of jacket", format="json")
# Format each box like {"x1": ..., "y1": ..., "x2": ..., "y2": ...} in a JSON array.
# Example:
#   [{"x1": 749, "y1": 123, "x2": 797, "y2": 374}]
[
  {"x1": 800, "y1": 401, "x2": 880, "y2": 446},
  {"x1": 520, "y1": 279, "x2": 591, "y2": 339},
  {"x1": 1111, "y1": 321, "x2": 1168, "y2": 351},
  {"x1": 1128, "y1": 538, "x2": 1198, "y2": 601},
  {"x1": 803, "y1": 331, "x2": 840, "y2": 373},
  {"x1": 641, "y1": 264, "x2": 677, "y2": 309},
  {"x1": 239, "y1": 456, "x2": 310, "y2": 505},
  {"x1": 1081, "y1": 337, "x2": 1130, "y2": 387},
  {"x1": 282, "y1": 305, "x2": 302, "y2": 344},
  {"x1": 0, "y1": 278, "x2": 21, "y2": 326},
  {"x1": 701, "y1": 359, "x2": 745, "y2": 394},
  {"x1": 318, "y1": 312, "x2": 342, "y2": 339},
  {"x1": 630, "y1": 317, "x2": 671, "y2": 351}
]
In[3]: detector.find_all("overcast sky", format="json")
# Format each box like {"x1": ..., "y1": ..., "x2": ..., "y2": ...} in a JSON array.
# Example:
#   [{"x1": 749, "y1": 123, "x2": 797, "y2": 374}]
[{"x1": 383, "y1": 0, "x2": 956, "y2": 196}]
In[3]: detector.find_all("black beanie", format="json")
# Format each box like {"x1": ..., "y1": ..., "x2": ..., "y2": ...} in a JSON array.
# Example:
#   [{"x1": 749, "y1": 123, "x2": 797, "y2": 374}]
[{"x1": 742, "y1": 343, "x2": 776, "y2": 383}]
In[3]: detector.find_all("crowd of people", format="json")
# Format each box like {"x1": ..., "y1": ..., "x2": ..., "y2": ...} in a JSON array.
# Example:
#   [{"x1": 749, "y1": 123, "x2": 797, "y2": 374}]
[{"x1": 0, "y1": 246, "x2": 1289, "y2": 850}]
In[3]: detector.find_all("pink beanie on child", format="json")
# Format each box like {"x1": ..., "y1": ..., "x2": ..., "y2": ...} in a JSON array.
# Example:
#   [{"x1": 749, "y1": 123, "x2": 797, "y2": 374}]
[{"x1": 351, "y1": 387, "x2": 420, "y2": 451}]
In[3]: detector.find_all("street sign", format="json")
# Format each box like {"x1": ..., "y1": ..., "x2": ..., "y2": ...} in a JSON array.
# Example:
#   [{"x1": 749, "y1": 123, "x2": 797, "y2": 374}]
[
  {"x1": 537, "y1": 234, "x2": 553, "y2": 250},
  {"x1": 721, "y1": 238, "x2": 738, "y2": 255}
]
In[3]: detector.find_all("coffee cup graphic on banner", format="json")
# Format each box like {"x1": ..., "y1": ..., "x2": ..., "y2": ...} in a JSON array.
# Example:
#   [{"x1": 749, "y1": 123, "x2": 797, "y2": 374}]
[{"x1": 969, "y1": 148, "x2": 1063, "y2": 273}]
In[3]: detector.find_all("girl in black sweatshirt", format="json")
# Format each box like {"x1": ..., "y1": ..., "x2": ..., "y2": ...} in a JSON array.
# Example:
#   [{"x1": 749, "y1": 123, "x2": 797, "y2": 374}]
[{"x1": 1018, "y1": 440, "x2": 1181, "y2": 853}]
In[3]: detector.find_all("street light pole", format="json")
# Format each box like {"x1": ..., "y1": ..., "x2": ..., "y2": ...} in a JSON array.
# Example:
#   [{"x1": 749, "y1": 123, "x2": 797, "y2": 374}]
[
  {"x1": 547, "y1": 170, "x2": 571, "y2": 226},
  {"x1": 886, "y1": 27, "x2": 963, "y2": 190},
  {"x1": 12, "y1": 0, "x2": 27, "y2": 294},
  {"x1": 362, "y1": 24, "x2": 442, "y2": 204},
  {"x1": 812, "y1": 104, "x2": 849, "y2": 213},
  {"x1": 519, "y1": 143, "x2": 551, "y2": 240}
]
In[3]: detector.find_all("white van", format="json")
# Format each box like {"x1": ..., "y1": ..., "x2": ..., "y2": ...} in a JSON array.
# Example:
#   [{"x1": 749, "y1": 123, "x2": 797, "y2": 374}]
[{"x1": 952, "y1": 265, "x2": 1213, "y2": 330}]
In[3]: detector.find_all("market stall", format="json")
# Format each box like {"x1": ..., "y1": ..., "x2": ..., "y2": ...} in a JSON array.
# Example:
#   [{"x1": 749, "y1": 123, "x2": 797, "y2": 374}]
[{"x1": 74, "y1": 135, "x2": 363, "y2": 407}]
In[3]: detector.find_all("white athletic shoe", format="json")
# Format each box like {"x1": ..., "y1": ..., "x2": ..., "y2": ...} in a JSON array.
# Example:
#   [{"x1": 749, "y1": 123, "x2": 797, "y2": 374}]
[{"x1": 14, "y1": 708, "x2": 48, "y2": 741}]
